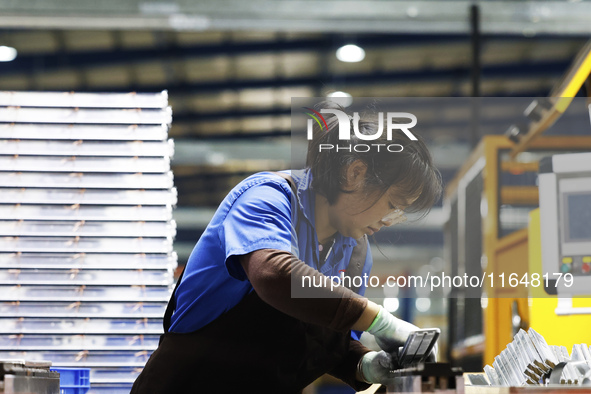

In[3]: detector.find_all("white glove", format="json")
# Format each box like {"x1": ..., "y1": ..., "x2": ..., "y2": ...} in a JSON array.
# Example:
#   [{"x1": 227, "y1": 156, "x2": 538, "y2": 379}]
[
  {"x1": 367, "y1": 307, "x2": 419, "y2": 353},
  {"x1": 358, "y1": 351, "x2": 393, "y2": 384}
]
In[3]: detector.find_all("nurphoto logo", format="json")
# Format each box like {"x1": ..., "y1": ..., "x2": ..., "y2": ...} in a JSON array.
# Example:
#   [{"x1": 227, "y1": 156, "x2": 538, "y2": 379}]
[{"x1": 304, "y1": 107, "x2": 417, "y2": 153}]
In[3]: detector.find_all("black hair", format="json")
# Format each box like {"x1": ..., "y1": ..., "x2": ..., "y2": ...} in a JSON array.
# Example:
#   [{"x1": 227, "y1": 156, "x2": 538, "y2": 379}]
[{"x1": 306, "y1": 101, "x2": 442, "y2": 218}]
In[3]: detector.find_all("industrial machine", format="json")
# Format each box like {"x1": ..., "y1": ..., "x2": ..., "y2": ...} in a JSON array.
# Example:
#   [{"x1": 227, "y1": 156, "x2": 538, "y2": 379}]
[
  {"x1": 444, "y1": 39, "x2": 591, "y2": 371},
  {"x1": 386, "y1": 363, "x2": 464, "y2": 394},
  {"x1": 539, "y1": 152, "x2": 591, "y2": 300},
  {"x1": 0, "y1": 359, "x2": 59, "y2": 394},
  {"x1": 444, "y1": 135, "x2": 591, "y2": 370},
  {"x1": 526, "y1": 152, "x2": 591, "y2": 359}
]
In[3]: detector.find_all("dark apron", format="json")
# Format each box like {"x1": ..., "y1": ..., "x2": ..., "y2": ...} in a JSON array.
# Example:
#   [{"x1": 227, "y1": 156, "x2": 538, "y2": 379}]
[
  {"x1": 131, "y1": 291, "x2": 354, "y2": 393},
  {"x1": 130, "y1": 174, "x2": 368, "y2": 393}
]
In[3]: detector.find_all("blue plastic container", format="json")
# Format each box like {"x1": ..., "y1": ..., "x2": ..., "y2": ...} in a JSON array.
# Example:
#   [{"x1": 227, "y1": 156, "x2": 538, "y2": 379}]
[{"x1": 50, "y1": 367, "x2": 91, "y2": 394}]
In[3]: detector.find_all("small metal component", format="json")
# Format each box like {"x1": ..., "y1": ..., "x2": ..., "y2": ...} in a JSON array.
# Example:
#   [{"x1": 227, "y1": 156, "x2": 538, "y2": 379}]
[
  {"x1": 484, "y1": 328, "x2": 591, "y2": 387},
  {"x1": 385, "y1": 362, "x2": 464, "y2": 393},
  {"x1": 505, "y1": 124, "x2": 523, "y2": 143},
  {"x1": 396, "y1": 328, "x2": 440, "y2": 368}
]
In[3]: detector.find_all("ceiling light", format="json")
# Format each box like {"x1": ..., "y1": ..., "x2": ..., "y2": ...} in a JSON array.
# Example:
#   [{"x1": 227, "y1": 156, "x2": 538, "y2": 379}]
[
  {"x1": 0, "y1": 46, "x2": 17, "y2": 62},
  {"x1": 327, "y1": 91, "x2": 353, "y2": 107},
  {"x1": 406, "y1": 6, "x2": 419, "y2": 18},
  {"x1": 383, "y1": 298, "x2": 399, "y2": 313},
  {"x1": 416, "y1": 298, "x2": 431, "y2": 313},
  {"x1": 336, "y1": 44, "x2": 365, "y2": 63},
  {"x1": 481, "y1": 297, "x2": 488, "y2": 309}
]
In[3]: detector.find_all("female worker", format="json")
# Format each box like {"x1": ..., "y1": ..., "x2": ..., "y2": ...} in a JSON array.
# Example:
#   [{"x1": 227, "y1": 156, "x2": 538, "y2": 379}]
[{"x1": 131, "y1": 103, "x2": 442, "y2": 393}]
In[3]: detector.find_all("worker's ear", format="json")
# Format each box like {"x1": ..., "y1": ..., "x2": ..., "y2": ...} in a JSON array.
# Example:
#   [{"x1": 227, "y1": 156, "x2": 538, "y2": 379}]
[{"x1": 344, "y1": 160, "x2": 367, "y2": 191}]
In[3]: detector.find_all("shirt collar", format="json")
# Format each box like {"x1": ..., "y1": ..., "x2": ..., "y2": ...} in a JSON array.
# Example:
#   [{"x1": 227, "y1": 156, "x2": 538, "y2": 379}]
[{"x1": 290, "y1": 169, "x2": 358, "y2": 248}]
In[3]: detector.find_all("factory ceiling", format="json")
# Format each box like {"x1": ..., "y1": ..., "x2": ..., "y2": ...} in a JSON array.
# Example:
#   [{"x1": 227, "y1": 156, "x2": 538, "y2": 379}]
[
  {"x1": 1, "y1": 1, "x2": 591, "y2": 34},
  {"x1": 0, "y1": 29, "x2": 586, "y2": 203},
  {"x1": 0, "y1": 2, "x2": 589, "y2": 266}
]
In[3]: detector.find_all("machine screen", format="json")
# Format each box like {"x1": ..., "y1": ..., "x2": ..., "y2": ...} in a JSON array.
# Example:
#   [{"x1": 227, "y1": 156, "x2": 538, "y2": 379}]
[{"x1": 564, "y1": 192, "x2": 591, "y2": 242}]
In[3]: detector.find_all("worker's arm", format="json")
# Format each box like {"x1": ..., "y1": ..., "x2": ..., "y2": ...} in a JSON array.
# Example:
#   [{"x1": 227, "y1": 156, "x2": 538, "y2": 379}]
[
  {"x1": 239, "y1": 248, "x2": 429, "y2": 385},
  {"x1": 239, "y1": 248, "x2": 382, "y2": 332},
  {"x1": 239, "y1": 248, "x2": 419, "y2": 344}
]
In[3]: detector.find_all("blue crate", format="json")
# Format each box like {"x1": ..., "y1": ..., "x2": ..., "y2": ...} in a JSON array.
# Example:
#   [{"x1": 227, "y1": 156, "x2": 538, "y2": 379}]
[
  {"x1": 87, "y1": 383, "x2": 133, "y2": 394},
  {"x1": 50, "y1": 367, "x2": 90, "y2": 394}
]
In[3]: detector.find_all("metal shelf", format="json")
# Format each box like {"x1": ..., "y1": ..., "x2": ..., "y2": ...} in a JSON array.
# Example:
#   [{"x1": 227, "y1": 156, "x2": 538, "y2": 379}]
[
  {"x1": 0, "y1": 124, "x2": 169, "y2": 141},
  {"x1": 0, "y1": 139, "x2": 174, "y2": 157},
  {"x1": 0, "y1": 90, "x2": 176, "y2": 391},
  {"x1": 0, "y1": 285, "x2": 172, "y2": 302},
  {"x1": 0, "y1": 317, "x2": 163, "y2": 335},
  {"x1": 0, "y1": 106, "x2": 172, "y2": 124},
  {"x1": 0, "y1": 301, "x2": 167, "y2": 318},
  {"x1": 0, "y1": 252, "x2": 177, "y2": 270},
  {"x1": 0, "y1": 171, "x2": 174, "y2": 189},
  {"x1": 0, "y1": 188, "x2": 177, "y2": 206},
  {"x1": 0, "y1": 205, "x2": 173, "y2": 221},
  {"x1": 0, "y1": 156, "x2": 171, "y2": 173},
  {"x1": 0, "y1": 221, "x2": 177, "y2": 238},
  {"x1": 0, "y1": 268, "x2": 172, "y2": 286},
  {"x1": 0, "y1": 91, "x2": 169, "y2": 109},
  {"x1": 0, "y1": 236, "x2": 173, "y2": 254}
]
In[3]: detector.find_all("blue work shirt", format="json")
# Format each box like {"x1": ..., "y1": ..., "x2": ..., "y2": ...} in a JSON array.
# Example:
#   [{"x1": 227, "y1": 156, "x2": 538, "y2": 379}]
[{"x1": 169, "y1": 169, "x2": 373, "y2": 335}]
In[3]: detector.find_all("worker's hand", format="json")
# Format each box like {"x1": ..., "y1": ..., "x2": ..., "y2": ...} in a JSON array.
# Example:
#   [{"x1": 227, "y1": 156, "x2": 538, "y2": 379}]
[
  {"x1": 367, "y1": 307, "x2": 420, "y2": 353},
  {"x1": 358, "y1": 351, "x2": 394, "y2": 384}
]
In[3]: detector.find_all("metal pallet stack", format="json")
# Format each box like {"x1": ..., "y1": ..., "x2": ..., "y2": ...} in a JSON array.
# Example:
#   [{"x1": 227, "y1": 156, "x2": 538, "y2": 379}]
[{"x1": 0, "y1": 91, "x2": 177, "y2": 394}]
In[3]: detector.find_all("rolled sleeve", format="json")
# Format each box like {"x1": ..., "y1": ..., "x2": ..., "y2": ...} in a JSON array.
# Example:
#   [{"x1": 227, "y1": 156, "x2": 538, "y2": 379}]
[{"x1": 218, "y1": 182, "x2": 293, "y2": 281}]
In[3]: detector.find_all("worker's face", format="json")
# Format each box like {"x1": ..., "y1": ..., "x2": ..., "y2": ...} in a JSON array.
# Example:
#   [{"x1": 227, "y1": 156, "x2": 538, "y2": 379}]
[{"x1": 327, "y1": 161, "x2": 415, "y2": 240}]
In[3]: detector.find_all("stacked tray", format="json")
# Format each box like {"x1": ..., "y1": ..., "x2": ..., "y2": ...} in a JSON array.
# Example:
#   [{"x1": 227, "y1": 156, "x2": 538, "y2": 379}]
[{"x1": 0, "y1": 91, "x2": 176, "y2": 393}]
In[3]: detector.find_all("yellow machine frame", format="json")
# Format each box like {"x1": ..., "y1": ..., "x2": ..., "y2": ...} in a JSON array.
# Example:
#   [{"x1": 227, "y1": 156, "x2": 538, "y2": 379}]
[{"x1": 446, "y1": 135, "x2": 591, "y2": 367}]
